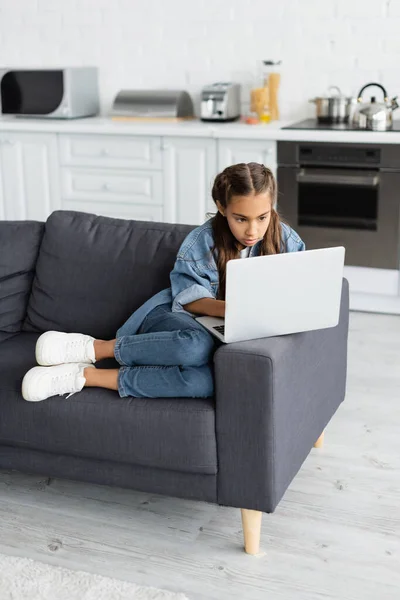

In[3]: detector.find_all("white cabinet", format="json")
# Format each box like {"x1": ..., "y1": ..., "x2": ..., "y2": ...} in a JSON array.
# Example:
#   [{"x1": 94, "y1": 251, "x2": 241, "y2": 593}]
[
  {"x1": 0, "y1": 130, "x2": 278, "y2": 225},
  {"x1": 217, "y1": 139, "x2": 277, "y2": 175},
  {"x1": 59, "y1": 134, "x2": 163, "y2": 170},
  {"x1": 163, "y1": 137, "x2": 218, "y2": 225},
  {"x1": 0, "y1": 132, "x2": 60, "y2": 221},
  {"x1": 58, "y1": 133, "x2": 164, "y2": 222},
  {"x1": 58, "y1": 134, "x2": 217, "y2": 225},
  {"x1": 0, "y1": 131, "x2": 278, "y2": 225},
  {"x1": 60, "y1": 168, "x2": 163, "y2": 205}
]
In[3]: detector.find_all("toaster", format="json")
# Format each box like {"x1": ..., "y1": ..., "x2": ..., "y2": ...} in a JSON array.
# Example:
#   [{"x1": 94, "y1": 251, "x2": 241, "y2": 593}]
[{"x1": 200, "y1": 82, "x2": 241, "y2": 122}]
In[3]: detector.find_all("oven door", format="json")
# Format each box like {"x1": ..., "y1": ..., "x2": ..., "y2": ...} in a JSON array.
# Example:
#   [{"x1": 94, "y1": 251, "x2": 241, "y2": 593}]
[{"x1": 277, "y1": 165, "x2": 400, "y2": 269}]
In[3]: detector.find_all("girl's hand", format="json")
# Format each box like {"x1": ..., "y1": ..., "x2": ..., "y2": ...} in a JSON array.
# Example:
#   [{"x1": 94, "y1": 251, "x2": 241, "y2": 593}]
[{"x1": 183, "y1": 298, "x2": 225, "y2": 318}]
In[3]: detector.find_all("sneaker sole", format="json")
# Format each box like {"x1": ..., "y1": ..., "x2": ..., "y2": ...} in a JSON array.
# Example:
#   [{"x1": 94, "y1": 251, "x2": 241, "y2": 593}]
[
  {"x1": 35, "y1": 331, "x2": 63, "y2": 366},
  {"x1": 35, "y1": 331, "x2": 93, "y2": 366},
  {"x1": 22, "y1": 366, "x2": 47, "y2": 402}
]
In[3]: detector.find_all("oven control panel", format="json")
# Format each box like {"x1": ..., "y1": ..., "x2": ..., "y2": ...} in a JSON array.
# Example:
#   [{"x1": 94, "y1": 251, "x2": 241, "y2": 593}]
[
  {"x1": 276, "y1": 141, "x2": 400, "y2": 169},
  {"x1": 298, "y1": 145, "x2": 380, "y2": 166}
]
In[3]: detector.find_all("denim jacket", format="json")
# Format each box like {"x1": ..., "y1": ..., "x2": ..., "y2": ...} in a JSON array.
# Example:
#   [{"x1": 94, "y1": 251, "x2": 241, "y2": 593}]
[{"x1": 116, "y1": 219, "x2": 305, "y2": 338}]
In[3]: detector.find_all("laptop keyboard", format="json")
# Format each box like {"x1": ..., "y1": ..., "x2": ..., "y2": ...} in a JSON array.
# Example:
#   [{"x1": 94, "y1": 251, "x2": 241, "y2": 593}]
[{"x1": 213, "y1": 325, "x2": 225, "y2": 335}]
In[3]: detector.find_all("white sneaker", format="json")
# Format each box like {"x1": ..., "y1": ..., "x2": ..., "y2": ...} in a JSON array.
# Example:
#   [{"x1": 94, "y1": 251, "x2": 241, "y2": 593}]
[
  {"x1": 22, "y1": 363, "x2": 95, "y2": 402},
  {"x1": 35, "y1": 331, "x2": 96, "y2": 366}
]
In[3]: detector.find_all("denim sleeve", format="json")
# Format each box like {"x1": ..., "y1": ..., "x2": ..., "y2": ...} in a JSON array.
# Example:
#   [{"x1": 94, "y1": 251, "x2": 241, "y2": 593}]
[
  {"x1": 285, "y1": 237, "x2": 306, "y2": 252},
  {"x1": 297, "y1": 239, "x2": 306, "y2": 251},
  {"x1": 282, "y1": 223, "x2": 306, "y2": 252},
  {"x1": 291, "y1": 236, "x2": 306, "y2": 251},
  {"x1": 170, "y1": 259, "x2": 215, "y2": 314}
]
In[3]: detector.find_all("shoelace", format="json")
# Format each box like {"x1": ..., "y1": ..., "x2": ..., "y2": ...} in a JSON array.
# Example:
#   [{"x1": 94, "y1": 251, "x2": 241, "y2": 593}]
[
  {"x1": 64, "y1": 339, "x2": 87, "y2": 363},
  {"x1": 50, "y1": 371, "x2": 79, "y2": 399}
]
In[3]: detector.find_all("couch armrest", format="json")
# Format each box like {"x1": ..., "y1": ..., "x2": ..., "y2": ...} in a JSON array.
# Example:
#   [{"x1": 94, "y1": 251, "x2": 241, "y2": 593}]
[{"x1": 214, "y1": 278, "x2": 349, "y2": 513}]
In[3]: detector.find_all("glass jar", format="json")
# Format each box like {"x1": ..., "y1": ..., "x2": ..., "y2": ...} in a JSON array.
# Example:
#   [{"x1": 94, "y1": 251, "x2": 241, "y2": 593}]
[{"x1": 262, "y1": 60, "x2": 281, "y2": 121}]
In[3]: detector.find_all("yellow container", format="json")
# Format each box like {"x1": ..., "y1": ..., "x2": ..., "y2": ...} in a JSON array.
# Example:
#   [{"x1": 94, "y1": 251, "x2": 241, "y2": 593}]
[
  {"x1": 250, "y1": 86, "x2": 270, "y2": 122},
  {"x1": 259, "y1": 111, "x2": 271, "y2": 123}
]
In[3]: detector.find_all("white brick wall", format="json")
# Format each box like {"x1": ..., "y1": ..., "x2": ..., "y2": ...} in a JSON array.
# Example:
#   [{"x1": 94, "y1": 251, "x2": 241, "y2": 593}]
[{"x1": 0, "y1": 0, "x2": 399, "y2": 120}]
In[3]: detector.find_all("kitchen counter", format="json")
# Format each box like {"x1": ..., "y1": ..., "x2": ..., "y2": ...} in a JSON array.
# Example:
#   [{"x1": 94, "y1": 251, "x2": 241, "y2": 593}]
[
  {"x1": 2, "y1": 115, "x2": 400, "y2": 143},
  {"x1": 0, "y1": 116, "x2": 283, "y2": 139}
]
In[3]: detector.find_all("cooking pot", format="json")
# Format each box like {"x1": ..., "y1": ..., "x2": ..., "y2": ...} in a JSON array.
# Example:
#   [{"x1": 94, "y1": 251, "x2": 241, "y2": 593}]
[
  {"x1": 309, "y1": 86, "x2": 355, "y2": 124},
  {"x1": 352, "y1": 83, "x2": 399, "y2": 131}
]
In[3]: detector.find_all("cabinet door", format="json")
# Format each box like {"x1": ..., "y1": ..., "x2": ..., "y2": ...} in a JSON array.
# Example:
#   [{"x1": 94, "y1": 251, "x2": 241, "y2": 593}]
[
  {"x1": 163, "y1": 137, "x2": 218, "y2": 225},
  {"x1": 59, "y1": 134, "x2": 163, "y2": 170},
  {"x1": 60, "y1": 167, "x2": 163, "y2": 205},
  {"x1": 217, "y1": 139, "x2": 277, "y2": 176},
  {"x1": 60, "y1": 167, "x2": 164, "y2": 222},
  {"x1": 0, "y1": 133, "x2": 60, "y2": 221}
]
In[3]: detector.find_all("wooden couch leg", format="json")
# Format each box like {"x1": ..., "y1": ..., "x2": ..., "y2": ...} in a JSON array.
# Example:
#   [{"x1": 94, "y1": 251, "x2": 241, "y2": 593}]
[
  {"x1": 314, "y1": 431, "x2": 325, "y2": 448},
  {"x1": 241, "y1": 509, "x2": 262, "y2": 555}
]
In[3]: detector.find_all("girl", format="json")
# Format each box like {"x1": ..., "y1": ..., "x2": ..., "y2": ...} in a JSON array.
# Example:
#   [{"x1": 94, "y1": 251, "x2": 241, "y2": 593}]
[{"x1": 22, "y1": 162, "x2": 305, "y2": 403}]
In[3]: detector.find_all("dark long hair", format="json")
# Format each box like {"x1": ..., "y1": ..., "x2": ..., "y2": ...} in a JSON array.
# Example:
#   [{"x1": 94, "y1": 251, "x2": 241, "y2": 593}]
[{"x1": 211, "y1": 162, "x2": 282, "y2": 300}]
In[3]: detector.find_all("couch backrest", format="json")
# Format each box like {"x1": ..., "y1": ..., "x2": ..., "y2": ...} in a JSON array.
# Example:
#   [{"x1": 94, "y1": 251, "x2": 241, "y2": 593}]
[
  {"x1": 0, "y1": 220, "x2": 44, "y2": 340},
  {"x1": 23, "y1": 211, "x2": 194, "y2": 339}
]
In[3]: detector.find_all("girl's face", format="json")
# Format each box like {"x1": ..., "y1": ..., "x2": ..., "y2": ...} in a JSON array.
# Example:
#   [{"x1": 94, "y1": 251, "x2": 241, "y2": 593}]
[{"x1": 217, "y1": 191, "x2": 272, "y2": 248}]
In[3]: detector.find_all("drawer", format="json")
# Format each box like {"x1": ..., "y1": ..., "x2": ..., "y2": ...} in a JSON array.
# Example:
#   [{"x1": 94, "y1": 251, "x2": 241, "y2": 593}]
[
  {"x1": 59, "y1": 134, "x2": 163, "y2": 169},
  {"x1": 61, "y1": 168, "x2": 163, "y2": 205},
  {"x1": 61, "y1": 199, "x2": 164, "y2": 222}
]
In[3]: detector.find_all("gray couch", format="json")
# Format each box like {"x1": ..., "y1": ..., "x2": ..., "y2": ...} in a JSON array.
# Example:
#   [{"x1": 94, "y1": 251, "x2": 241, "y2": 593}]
[{"x1": 0, "y1": 210, "x2": 349, "y2": 554}]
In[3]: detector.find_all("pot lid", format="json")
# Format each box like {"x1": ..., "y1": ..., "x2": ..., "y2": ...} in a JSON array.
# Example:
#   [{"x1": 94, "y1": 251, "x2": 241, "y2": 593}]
[
  {"x1": 359, "y1": 97, "x2": 388, "y2": 117},
  {"x1": 314, "y1": 85, "x2": 352, "y2": 100}
]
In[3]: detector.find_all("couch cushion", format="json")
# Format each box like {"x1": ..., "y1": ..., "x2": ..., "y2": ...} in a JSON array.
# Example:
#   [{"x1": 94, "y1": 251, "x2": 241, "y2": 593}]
[
  {"x1": 0, "y1": 333, "x2": 217, "y2": 475},
  {"x1": 0, "y1": 220, "x2": 44, "y2": 334},
  {"x1": 23, "y1": 211, "x2": 193, "y2": 340}
]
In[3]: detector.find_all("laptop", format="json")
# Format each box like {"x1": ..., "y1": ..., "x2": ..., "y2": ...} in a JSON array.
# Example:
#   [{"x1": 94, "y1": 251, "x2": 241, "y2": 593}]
[{"x1": 195, "y1": 246, "x2": 345, "y2": 343}]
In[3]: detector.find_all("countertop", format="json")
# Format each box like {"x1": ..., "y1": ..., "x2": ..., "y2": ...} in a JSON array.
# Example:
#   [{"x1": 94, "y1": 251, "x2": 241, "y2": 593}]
[
  {"x1": 2, "y1": 115, "x2": 400, "y2": 144},
  {"x1": 0, "y1": 116, "x2": 283, "y2": 138}
]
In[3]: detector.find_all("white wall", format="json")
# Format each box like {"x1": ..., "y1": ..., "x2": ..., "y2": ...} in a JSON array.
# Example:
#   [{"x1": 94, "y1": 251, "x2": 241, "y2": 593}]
[{"x1": 0, "y1": 0, "x2": 399, "y2": 120}]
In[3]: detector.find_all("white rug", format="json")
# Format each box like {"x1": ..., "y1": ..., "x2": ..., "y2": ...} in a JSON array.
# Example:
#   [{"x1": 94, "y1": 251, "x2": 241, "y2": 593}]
[{"x1": 0, "y1": 552, "x2": 189, "y2": 600}]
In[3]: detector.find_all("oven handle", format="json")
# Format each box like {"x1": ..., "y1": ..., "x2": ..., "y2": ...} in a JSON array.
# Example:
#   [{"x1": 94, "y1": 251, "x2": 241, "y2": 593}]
[{"x1": 296, "y1": 170, "x2": 380, "y2": 187}]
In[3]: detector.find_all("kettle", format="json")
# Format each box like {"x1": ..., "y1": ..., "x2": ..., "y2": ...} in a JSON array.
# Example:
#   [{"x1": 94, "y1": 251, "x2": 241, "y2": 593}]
[{"x1": 352, "y1": 83, "x2": 399, "y2": 131}]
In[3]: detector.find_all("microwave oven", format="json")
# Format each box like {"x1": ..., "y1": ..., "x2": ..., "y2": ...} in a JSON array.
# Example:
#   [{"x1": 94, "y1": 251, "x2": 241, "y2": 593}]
[{"x1": 0, "y1": 67, "x2": 99, "y2": 119}]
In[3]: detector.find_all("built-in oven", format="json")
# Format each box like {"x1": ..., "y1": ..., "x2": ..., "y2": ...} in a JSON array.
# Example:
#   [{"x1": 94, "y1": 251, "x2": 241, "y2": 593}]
[{"x1": 277, "y1": 142, "x2": 400, "y2": 269}]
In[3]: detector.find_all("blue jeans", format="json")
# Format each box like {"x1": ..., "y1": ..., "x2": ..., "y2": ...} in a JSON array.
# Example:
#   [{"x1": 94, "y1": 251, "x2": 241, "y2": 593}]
[{"x1": 114, "y1": 303, "x2": 215, "y2": 398}]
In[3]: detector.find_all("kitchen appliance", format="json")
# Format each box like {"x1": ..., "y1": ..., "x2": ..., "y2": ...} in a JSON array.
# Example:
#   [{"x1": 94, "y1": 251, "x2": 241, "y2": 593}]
[
  {"x1": 277, "y1": 140, "x2": 400, "y2": 270},
  {"x1": 282, "y1": 118, "x2": 400, "y2": 131},
  {"x1": 352, "y1": 83, "x2": 399, "y2": 131},
  {"x1": 110, "y1": 89, "x2": 194, "y2": 120},
  {"x1": 200, "y1": 82, "x2": 241, "y2": 122},
  {"x1": 309, "y1": 86, "x2": 355, "y2": 124},
  {"x1": 0, "y1": 67, "x2": 99, "y2": 119}
]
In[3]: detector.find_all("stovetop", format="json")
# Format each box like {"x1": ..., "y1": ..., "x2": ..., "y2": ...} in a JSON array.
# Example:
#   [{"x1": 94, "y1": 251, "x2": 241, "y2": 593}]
[{"x1": 283, "y1": 119, "x2": 400, "y2": 132}]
